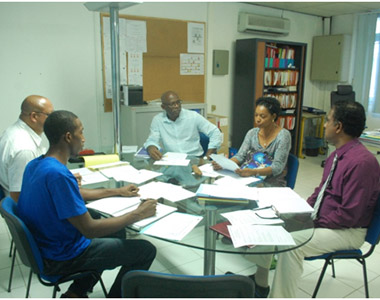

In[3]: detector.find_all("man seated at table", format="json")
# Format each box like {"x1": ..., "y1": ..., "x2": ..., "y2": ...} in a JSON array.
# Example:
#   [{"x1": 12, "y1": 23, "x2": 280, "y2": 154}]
[
  {"x1": 144, "y1": 90, "x2": 222, "y2": 160},
  {"x1": 0, "y1": 95, "x2": 139, "y2": 203},
  {"x1": 250, "y1": 101, "x2": 380, "y2": 298},
  {"x1": 17, "y1": 110, "x2": 158, "y2": 298}
]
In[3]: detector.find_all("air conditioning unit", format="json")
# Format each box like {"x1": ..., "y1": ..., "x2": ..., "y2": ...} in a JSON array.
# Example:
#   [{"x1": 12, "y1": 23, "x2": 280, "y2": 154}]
[{"x1": 238, "y1": 12, "x2": 290, "y2": 36}]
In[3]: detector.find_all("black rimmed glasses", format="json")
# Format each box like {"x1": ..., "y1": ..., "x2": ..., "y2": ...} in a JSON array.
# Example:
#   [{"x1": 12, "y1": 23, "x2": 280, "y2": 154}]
[{"x1": 164, "y1": 100, "x2": 182, "y2": 108}]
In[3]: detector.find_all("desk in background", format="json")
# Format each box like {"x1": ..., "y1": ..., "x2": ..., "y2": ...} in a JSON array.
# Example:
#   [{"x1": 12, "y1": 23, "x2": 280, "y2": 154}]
[
  {"x1": 298, "y1": 112, "x2": 325, "y2": 159},
  {"x1": 120, "y1": 102, "x2": 207, "y2": 149}
]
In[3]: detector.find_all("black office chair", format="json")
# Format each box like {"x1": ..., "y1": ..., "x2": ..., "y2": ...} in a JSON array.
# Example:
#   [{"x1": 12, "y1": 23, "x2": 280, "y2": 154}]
[
  {"x1": 0, "y1": 197, "x2": 108, "y2": 298},
  {"x1": 121, "y1": 270, "x2": 255, "y2": 298},
  {"x1": 285, "y1": 153, "x2": 299, "y2": 189},
  {"x1": 305, "y1": 193, "x2": 380, "y2": 298}
]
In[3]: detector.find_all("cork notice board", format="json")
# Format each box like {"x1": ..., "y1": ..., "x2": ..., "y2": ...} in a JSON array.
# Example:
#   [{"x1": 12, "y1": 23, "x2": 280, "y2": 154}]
[{"x1": 101, "y1": 14, "x2": 206, "y2": 112}]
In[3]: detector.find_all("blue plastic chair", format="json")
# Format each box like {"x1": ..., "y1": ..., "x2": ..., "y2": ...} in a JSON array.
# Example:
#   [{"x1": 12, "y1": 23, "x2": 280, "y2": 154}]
[
  {"x1": 285, "y1": 153, "x2": 299, "y2": 189},
  {"x1": 121, "y1": 270, "x2": 254, "y2": 298},
  {"x1": 0, "y1": 197, "x2": 107, "y2": 298},
  {"x1": 305, "y1": 193, "x2": 380, "y2": 298}
]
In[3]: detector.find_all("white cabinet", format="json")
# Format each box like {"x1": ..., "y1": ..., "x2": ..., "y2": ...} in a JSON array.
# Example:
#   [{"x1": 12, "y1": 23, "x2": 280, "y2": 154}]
[
  {"x1": 310, "y1": 34, "x2": 351, "y2": 82},
  {"x1": 120, "y1": 102, "x2": 207, "y2": 148}
]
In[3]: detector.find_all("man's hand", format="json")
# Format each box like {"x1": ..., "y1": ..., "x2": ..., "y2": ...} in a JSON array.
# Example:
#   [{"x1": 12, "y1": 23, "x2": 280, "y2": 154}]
[
  {"x1": 211, "y1": 160, "x2": 222, "y2": 170},
  {"x1": 119, "y1": 184, "x2": 139, "y2": 197},
  {"x1": 73, "y1": 173, "x2": 82, "y2": 187},
  {"x1": 235, "y1": 168, "x2": 256, "y2": 177},
  {"x1": 192, "y1": 165, "x2": 202, "y2": 177},
  {"x1": 135, "y1": 199, "x2": 157, "y2": 220},
  {"x1": 147, "y1": 146, "x2": 163, "y2": 161}
]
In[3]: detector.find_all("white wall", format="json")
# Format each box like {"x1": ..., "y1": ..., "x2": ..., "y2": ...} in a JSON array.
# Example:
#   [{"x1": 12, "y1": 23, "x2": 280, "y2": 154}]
[
  {"x1": 0, "y1": 2, "x2": 326, "y2": 151},
  {"x1": 0, "y1": 2, "x2": 103, "y2": 150}
]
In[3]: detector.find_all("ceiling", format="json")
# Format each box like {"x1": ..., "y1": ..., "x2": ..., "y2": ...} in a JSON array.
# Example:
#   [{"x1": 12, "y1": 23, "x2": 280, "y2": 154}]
[{"x1": 252, "y1": 2, "x2": 380, "y2": 18}]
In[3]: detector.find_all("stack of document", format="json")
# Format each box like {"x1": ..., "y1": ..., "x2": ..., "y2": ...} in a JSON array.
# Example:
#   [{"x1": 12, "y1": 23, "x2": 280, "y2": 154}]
[
  {"x1": 227, "y1": 224, "x2": 295, "y2": 248},
  {"x1": 196, "y1": 184, "x2": 258, "y2": 204},
  {"x1": 100, "y1": 165, "x2": 162, "y2": 185},
  {"x1": 198, "y1": 163, "x2": 260, "y2": 186},
  {"x1": 257, "y1": 187, "x2": 313, "y2": 214},
  {"x1": 153, "y1": 152, "x2": 190, "y2": 166},
  {"x1": 141, "y1": 212, "x2": 203, "y2": 241},
  {"x1": 70, "y1": 167, "x2": 109, "y2": 185},
  {"x1": 86, "y1": 196, "x2": 177, "y2": 231},
  {"x1": 138, "y1": 181, "x2": 196, "y2": 202},
  {"x1": 216, "y1": 207, "x2": 292, "y2": 248},
  {"x1": 222, "y1": 208, "x2": 284, "y2": 226}
]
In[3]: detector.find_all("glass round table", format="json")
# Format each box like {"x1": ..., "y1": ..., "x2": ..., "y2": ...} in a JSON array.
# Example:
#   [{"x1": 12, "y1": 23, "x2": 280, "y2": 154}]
[{"x1": 81, "y1": 154, "x2": 314, "y2": 275}]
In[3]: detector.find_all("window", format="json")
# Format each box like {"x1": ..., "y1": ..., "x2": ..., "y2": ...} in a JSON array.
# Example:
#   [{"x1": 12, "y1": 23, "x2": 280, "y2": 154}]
[{"x1": 368, "y1": 16, "x2": 380, "y2": 113}]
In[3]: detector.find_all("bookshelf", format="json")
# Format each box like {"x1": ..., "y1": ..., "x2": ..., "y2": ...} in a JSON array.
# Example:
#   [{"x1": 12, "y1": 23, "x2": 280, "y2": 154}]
[{"x1": 231, "y1": 38, "x2": 307, "y2": 155}]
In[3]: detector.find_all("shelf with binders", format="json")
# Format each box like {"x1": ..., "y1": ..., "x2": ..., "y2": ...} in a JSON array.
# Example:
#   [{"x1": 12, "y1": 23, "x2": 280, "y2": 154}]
[
  {"x1": 263, "y1": 92, "x2": 297, "y2": 110},
  {"x1": 265, "y1": 43, "x2": 296, "y2": 69},
  {"x1": 232, "y1": 38, "x2": 306, "y2": 156},
  {"x1": 264, "y1": 69, "x2": 299, "y2": 87}
]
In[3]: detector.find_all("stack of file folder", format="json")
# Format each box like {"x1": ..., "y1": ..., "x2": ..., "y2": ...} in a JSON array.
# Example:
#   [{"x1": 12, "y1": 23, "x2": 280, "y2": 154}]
[{"x1": 196, "y1": 184, "x2": 257, "y2": 205}]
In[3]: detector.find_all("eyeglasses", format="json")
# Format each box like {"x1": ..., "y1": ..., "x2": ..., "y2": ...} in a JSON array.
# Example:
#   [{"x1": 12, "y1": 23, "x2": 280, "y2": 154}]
[
  {"x1": 34, "y1": 111, "x2": 50, "y2": 117},
  {"x1": 164, "y1": 100, "x2": 182, "y2": 108}
]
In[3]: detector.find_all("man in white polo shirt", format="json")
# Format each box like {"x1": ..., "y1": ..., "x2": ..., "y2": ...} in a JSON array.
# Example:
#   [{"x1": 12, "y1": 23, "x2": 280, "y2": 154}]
[{"x1": 0, "y1": 95, "x2": 53, "y2": 202}]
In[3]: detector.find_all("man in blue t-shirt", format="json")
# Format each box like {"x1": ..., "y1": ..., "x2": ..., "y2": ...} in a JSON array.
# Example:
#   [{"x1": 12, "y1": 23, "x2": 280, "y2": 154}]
[{"x1": 18, "y1": 110, "x2": 157, "y2": 298}]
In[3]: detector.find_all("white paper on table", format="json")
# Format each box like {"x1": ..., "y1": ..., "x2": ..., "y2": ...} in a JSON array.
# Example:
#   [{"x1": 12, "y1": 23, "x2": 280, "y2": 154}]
[
  {"x1": 86, "y1": 197, "x2": 141, "y2": 216},
  {"x1": 258, "y1": 187, "x2": 314, "y2": 214},
  {"x1": 210, "y1": 154, "x2": 239, "y2": 172},
  {"x1": 196, "y1": 184, "x2": 258, "y2": 201},
  {"x1": 213, "y1": 176, "x2": 261, "y2": 186},
  {"x1": 70, "y1": 167, "x2": 93, "y2": 177},
  {"x1": 221, "y1": 209, "x2": 283, "y2": 226},
  {"x1": 122, "y1": 203, "x2": 177, "y2": 230},
  {"x1": 89, "y1": 161, "x2": 129, "y2": 170},
  {"x1": 81, "y1": 171, "x2": 110, "y2": 185},
  {"x1": 138, "y1": 181, "x2": 195, "y2": 202},
  {"x1": 227, "y1": 224, "x2": 296, "y2": 248},
  {"x1": 114, "y1": 169, "x2": 162, "y2": 185},
  {"x1": 154, "y1": 159, "x2": 190, "y2": 166},
  {"x1": 141, "y1": 212, "x2": 203, "y2": 241},
  {"x1": 197, "y1": 163, "x2": 220, "y2": 178},
  {"x1": 162, "y1": 152, "x2": 188, "y2": 160},
  {"x1": 122, "y1": 145, "x2": 138, "y2": 153},
  {"x1": 154, "y1": 152, "x2": 190, "y2": 166},
  {"x1": 100, "y1": 165, "x2": 162, "y2": 185}
]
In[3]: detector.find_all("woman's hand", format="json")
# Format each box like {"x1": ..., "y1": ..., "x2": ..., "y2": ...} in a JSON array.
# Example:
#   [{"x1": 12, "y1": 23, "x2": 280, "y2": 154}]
[{"x1": 235, "y1": 168, "x2": 257, "y2": 177}]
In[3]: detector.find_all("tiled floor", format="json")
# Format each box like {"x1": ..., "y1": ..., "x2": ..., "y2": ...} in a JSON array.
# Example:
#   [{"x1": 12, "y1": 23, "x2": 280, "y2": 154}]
[{"x1": 1, "y1": 155, "x2": 380, "y2": 298}]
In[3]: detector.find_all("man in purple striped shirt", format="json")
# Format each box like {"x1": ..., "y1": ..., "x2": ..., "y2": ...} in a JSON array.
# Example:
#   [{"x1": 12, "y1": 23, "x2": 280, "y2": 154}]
[{"x1": 270, "y1": 101, "x2": 380, "y2": 297}]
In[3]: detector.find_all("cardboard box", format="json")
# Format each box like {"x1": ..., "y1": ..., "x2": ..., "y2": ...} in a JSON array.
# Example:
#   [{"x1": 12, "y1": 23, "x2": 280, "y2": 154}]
[{"x1": 207, "y1": 114, "x2": 229, "y2": 147}]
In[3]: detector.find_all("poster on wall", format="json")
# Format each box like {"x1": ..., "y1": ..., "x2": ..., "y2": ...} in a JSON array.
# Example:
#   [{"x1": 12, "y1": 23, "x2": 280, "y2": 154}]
[
  {"x1": 180, "y1": 53, "x2": 204, "y2": 75},
  {"x1": 187, "y1": 22, "x2": 204, "y2": 53},
  {"x1": 128, "y1": 52, "x2": 143, "y2": 86}
]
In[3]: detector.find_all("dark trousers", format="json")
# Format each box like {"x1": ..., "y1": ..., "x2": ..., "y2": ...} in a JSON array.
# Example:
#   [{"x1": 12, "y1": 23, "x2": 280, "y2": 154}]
[{"x1": 43, "y1": 238, "x2": 156, "y2": 297}]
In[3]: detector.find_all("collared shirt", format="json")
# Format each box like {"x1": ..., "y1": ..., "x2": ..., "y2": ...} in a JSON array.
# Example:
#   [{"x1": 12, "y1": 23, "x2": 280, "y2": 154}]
[
  {"x1": 144, "y1": 108, "x2": 222, "y2": 156},
  {"x1": 307, "y1": 139, "x2": 380, "y2": 229},
  {"x1": 0, "y1": 119, "x2": 45, "y2": 193}
]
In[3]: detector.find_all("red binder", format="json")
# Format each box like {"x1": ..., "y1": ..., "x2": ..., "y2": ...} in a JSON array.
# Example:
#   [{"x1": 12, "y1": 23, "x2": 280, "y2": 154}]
[{"x1": 209, "y1": 221, "x2": 231, "y2": 239}]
